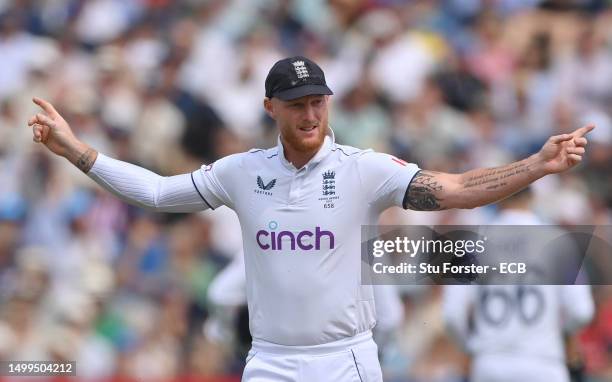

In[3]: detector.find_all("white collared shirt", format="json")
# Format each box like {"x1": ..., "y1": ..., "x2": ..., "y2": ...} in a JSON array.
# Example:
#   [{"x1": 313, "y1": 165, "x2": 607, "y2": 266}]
[{"x1": 192, "y1": 129, "x2": 420, "y2": 345}]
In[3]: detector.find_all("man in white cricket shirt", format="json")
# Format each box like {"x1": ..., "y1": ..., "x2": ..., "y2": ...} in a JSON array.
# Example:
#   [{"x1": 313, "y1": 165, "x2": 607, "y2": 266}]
[
  {"x1": 443, "y1": 189, "x2": 595, "y2": 382},
  {"x1": 205, "y1": 250, "x2": 405, "y2": 359},
  {"x1": 29, "y1": 56, "x2": 594, "y2": 381}
]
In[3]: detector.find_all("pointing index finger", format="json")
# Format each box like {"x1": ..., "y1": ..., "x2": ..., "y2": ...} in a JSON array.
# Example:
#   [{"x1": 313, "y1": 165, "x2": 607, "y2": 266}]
[
  {"x1": 572, "y1": 124, "x2": 595, "y2": 138},
  {"x1": 32, "y1": 97, "x2": 59, "y2": 118}
]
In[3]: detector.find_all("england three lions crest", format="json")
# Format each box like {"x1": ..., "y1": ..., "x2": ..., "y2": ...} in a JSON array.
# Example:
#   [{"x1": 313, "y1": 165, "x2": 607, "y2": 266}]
[
  {"x1": 322, "y1": 170, "x2": 335, "y2": 196},
  {"x1": 319, "y1": 170, "x2": 339, "y2": 208},
  {"x1": 292, "y1": 60, "x2": 309, "y2": 79}
]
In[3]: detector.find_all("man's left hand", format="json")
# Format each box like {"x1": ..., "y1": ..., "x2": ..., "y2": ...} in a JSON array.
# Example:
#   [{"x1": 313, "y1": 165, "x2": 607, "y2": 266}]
[{"x1": 537, "y1": 125, "x2": 595, "y2": 174}]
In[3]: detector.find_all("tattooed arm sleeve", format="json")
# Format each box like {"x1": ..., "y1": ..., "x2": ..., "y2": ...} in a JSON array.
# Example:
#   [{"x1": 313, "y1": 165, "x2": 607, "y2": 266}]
[
  {"x1": 403, "y1": 170, "x2": 446, "y2": 211},
  {"x1": 403, "y1": 155, "x2": 546, "y2": 210}
]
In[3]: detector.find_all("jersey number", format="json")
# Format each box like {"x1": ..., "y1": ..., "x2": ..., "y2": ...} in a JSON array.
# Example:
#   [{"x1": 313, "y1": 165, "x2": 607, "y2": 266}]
[{"x1": 478, "y1": 286, "x2": 546, "y2": 327}]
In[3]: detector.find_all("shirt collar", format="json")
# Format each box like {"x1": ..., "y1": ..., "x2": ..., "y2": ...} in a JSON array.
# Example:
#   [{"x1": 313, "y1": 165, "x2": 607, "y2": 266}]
[{"x1": 277, "y1": 127, "x2": 336, "y2": 172}]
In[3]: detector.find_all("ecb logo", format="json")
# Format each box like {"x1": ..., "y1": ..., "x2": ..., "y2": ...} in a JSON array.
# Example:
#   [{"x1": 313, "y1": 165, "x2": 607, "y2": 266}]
[
  {"x1": 322, "y1": 170, "x2": 335, "y2": 196},
  {"x1": 318, "y1": 169, "x2": 339, "y2": 209}
]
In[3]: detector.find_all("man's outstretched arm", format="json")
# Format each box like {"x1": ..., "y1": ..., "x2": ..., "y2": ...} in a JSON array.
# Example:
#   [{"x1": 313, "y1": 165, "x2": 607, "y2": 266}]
[
  {"x1": 28, "y1": 97, "x2": 210, "y2": 213},
  {"x1": 403, "y1": 125, "x2": 594, "y2": 211}
]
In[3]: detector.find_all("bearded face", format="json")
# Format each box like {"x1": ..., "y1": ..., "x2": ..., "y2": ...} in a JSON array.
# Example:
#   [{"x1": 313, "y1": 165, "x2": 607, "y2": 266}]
[{"x1": 268, "y1": 95, "x2": 330, "y2": 155}]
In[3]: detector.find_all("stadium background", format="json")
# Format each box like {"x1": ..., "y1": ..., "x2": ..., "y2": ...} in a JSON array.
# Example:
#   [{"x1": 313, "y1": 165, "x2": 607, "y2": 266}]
[{"x1": 0, "y1": 0, "x2": 611, "y2": 381}]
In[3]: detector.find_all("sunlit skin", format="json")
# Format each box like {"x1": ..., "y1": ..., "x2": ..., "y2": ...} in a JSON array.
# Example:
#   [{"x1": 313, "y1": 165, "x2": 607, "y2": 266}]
[{"x1": 264, "y1": 94, "x2": 330, "y2": 169}]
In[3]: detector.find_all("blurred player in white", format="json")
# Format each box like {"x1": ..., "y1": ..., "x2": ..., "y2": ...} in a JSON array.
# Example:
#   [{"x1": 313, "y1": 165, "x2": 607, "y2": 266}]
[
  {"x1": 29, "y1": 55, "x2": 593, "y2": 381},
  {"x1": 443, "y1": 189, "x2": 595, "y2": 382}
]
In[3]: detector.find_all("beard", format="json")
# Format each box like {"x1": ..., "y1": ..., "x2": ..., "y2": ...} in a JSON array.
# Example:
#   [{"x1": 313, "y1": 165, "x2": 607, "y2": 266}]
[{"x1": 280, "y1": 122, "x2": 327, "y2": 153}]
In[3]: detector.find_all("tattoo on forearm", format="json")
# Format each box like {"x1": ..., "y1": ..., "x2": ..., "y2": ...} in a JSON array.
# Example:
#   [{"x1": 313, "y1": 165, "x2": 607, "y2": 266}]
[
  {"x1": 463, "y1": 162, "x2": 530, "y2": 190},
  {"x1": 76, "y1": 148, "x2": 96, "y2": 173},
  {"x1": 403, "y1": 170, "x2": 445, "y2": 211}
]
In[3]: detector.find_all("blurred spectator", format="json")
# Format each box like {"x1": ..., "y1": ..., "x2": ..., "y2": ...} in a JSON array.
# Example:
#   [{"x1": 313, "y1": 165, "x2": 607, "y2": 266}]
[{"x1": 332, "y1": 77, "x2": 391, "y2": 150}]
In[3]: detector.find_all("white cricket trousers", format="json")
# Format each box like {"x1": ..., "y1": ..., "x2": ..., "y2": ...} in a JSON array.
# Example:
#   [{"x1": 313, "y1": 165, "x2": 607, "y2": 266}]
[
  {"x1": 472, "y1": 354, "x2": 570, "y2": 382},
  {"x1": 242, "y1": 330, "x2": 383, "y2": 382}
]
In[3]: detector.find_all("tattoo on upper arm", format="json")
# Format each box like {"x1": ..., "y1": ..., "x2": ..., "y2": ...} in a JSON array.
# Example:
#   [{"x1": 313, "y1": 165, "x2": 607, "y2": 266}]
[
  {"x1": 403, "y1": 170, "x2": 445, "y2": 211},
  {"x1": 76, "y1": 148, "x2": 97, "y2": 173}
]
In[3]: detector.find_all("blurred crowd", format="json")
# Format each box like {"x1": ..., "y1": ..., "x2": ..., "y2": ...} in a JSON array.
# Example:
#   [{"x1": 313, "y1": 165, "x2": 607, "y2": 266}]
[{"x1": 0, "y1": 0, "x2": 611, "y2": 381}]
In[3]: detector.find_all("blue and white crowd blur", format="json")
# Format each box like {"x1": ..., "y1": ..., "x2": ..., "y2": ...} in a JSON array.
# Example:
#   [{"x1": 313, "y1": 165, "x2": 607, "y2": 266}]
[{"x1": 0, "y1": 0, "x2": 611, "y2": 381}]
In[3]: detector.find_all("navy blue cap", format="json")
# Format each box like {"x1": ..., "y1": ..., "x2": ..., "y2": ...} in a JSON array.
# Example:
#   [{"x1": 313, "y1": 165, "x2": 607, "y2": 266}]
[{"x1": 265, "y1": 56, "x2": 333, "y2": 101}]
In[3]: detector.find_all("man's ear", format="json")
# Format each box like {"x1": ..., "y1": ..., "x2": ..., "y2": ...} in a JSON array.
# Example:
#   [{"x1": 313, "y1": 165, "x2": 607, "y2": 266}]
[{"x1": 263, "y1": 98, "x2": 275, "y2": 120}]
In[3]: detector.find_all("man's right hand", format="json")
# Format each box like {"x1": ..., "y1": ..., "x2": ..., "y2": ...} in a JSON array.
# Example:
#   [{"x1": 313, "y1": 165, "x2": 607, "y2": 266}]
[
  {"x1": 28, "y1": 97, "x2": 78, "y2": 157},
  {"x1": 28, "y1": 97, "x2": 98, "y2": 173}
]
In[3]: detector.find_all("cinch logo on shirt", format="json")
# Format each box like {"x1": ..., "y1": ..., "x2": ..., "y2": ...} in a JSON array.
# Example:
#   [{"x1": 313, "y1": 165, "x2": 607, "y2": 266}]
[{"x1": 256, "y1": 221, "x2": 335, "y2": 251}]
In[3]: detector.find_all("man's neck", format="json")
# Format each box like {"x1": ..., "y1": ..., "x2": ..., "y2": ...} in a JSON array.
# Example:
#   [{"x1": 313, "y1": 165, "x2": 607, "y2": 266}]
[{"x1": 281, "y1": 138, "x2": 322, "y2": 170}]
